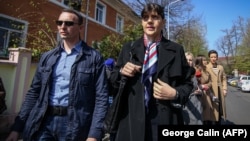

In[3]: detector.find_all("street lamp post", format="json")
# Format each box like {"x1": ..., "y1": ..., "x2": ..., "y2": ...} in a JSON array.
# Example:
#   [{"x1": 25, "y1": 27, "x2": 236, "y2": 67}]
[{"x1": 167, "y1": 0, "x2": 184, "y2": 39}]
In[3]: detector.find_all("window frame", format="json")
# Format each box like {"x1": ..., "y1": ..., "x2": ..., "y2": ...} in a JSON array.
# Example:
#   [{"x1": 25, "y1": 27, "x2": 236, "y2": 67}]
[
  {"x1": 116, "y1": 14, "x2": 124, "y2": 33},
  {"x1": 95, "y1": 1, "x2": 106, "y2": 24},
  {"x1": 0, "y1": 14, "x2": 28, "y2": 58}
]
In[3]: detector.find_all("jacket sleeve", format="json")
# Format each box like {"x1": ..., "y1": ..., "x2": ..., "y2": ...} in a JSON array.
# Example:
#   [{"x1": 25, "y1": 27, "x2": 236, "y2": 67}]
[
  {"x1": 220, "y1": 65, "x2": 227, "y2": 91},
  {"x1": 88, "y1": 51, "x2": 109, "y2": 140},
  {"x1": 10, "y1": 52, "x2": 49, "y2": 132}
]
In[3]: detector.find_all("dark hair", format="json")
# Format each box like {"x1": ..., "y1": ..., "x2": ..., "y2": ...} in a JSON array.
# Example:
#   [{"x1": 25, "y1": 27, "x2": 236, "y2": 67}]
[
  {"x1": 208, "y1": 50, "x2": 218, "y2": 57},
  {"x1": 141, "y1": 3, "x2": 165, "y2": 19},
  {"x1": 62, "y1": 9, "x2": 83, "y2": 25},
  {"x1": 197, "y1": 54, "x2": 206, "y2": 58},
  {"x1": 197, "y1": 54, "x2": 207, "y2": 61},
  {"x1": 194, "y1": 56, "x2": 206, "y2": 70}
]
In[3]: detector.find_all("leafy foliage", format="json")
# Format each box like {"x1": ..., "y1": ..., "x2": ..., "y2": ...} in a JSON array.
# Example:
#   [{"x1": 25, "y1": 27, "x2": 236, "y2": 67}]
[
  {"x1": 28, "y1": 17, "x2": 57, "y2": 61},
  {"x1": 93, "y1": 24, "x2": 143, "y2": 60},
  {"x1": 2, "y1": 0, "x2": 58, "y2": 62}
]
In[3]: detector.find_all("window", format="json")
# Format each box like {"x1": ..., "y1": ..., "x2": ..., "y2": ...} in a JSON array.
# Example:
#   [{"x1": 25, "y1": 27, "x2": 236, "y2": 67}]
[
  {"x1": 96, "y1": 2, "x2": 106, "y2": 24},
  {"x1": 116, "y1": 15, "x2": 124, "y2": 33},
  {"x1": 63, "y1": 0, "x2": 82, "y2": 11},
  {"x1": 0, "y1": 14, "x2": 27, "y2": 58}
]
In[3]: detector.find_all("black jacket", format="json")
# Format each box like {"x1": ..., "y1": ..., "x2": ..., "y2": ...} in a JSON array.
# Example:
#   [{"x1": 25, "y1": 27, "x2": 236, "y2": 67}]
[{"x1": 110, "y1": 37, "x2": 193, "y2": 141}]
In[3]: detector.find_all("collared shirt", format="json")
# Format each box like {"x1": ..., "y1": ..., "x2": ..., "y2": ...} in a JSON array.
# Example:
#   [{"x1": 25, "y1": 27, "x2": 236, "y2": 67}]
[{"x1": 49, "y1": 41, "x2": 81, "y2": 106}]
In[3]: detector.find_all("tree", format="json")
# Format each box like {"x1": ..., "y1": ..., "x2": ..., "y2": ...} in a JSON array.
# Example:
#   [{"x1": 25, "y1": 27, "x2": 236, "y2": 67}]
[
  {"x1": 92, "y1": 24, "x2": 143, "y2": 60},
  {"x1": 122, "y1": 0, "x2": 208, "y2": 57},
  {"x1": 215, "y1": 17, "x2": 250, "y2": 74},
  {"x1": 175, "y1": 16, "x2": 208, "y2": 56},
  {"x1": 28, "y1": 17, "x2": 57, "y2": 61}
]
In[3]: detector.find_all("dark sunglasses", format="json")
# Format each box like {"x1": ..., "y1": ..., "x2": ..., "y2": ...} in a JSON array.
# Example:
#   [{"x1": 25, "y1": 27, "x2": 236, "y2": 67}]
[{"x1": 56, "y1": 20, "x2": 79, "y2": 26}]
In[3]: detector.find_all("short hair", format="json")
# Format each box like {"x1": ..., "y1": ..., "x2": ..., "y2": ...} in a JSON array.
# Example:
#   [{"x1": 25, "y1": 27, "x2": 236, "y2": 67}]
[
  {"x1": 141, "y1": 3, "x2": 165, "y2": 19},
  {"x1": 208, "y1": 50, "x2": 218, "y2": 57},
  {"x1": 61, "y1": 9, "x2": 83, "y2": 25}
]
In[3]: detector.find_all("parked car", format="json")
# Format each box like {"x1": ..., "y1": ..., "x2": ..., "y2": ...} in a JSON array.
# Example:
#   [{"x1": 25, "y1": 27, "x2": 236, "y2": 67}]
[
  {"x1": 230, "y1": 79, "x2": 238, "y2": 87},
  {"x1": 227, "y1": 77, "x2": 238, "y2": 86},
  {"x1": 241, "y1": 81, "x2": 250, "y2": 92},
  {"x1": 237, "y1": 75, "x2": 250, "y2": 89}
]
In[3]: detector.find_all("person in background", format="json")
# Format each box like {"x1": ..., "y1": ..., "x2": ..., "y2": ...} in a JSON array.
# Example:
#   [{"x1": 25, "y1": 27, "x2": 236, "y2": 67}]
[
  {"x1": 6, "y1": 9, "x2": 108, "y2": 141},
  {"x1": 109, "y1": 3, "x2": 193, "y2": 141},
  {"x1": 104, "y1": 58, "x2": 115, "y2": 105},
  {"x1": 185, "y1": 52, "x2": 194, "y2": 67},
  {"x1": 206, "y1": 50, "x2": 227, "y2": 125},
  {"x1": 182, "y1": 52, "x2": 204, "y2": 125},
  {"x1": 0, "y1": 77, "x2": 7, "y2": 114},
  {"x1": 194, "y1": 55, "x2": 212, "y2": 125},
  {"x1": 104, "y1": 58, "x2": 116, "y2": 141},
  {"x1": 105, "y1": 58, "x2": 115, "y2": 78},
  {"x1": 197, "y1": 54, "x2": 208, "y2": 66}
]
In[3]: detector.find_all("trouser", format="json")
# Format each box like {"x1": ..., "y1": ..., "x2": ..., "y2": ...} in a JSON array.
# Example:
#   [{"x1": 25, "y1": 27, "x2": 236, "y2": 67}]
[{"x1": 34, "y1": 115, "x2": 68, "y2": 141}]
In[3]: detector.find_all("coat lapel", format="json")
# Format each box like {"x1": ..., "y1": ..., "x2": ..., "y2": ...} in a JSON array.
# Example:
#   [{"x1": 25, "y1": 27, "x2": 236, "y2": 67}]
[
  {"x1": 130, "y1": 38, "x2": 180, "y2": 78},
  {"x1": 130, "y1": 38, "x2": 145, "y2": 65},
  {"x1": 157, "y1": 39, "x2": 176, "y2": 75}
]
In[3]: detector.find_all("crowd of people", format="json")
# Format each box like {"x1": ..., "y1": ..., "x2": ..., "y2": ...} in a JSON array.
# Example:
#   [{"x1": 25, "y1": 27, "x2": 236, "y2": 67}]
[
  {"x1": 183, "y1": 51, "x2": 227, "y2": 126},
  {"x1": 4, "y1": 2, "x2": 227, "y2": 141}
]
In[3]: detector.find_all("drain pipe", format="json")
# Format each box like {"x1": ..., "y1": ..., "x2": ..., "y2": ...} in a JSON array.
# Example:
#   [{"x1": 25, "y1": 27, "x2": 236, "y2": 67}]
[{"x1": 84, "y1": 0, "x2": 89, "y2": 42}]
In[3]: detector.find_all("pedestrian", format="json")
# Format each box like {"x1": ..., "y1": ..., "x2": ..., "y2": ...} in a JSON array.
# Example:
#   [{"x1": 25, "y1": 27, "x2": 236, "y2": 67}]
[
  {"x1": 206, "y1": 50, "x2": 227, "y2": 125},
  {"x1": 105, "y1": 58, "x2": 115, "y2": 79},
  {"x1": 182, "y1": 52, "x2": 204, "y2": 125},
  {"x1": 198, "y1": 54, "x2": 208, "y2": 66},
  {"x1": 109, "y1": 3, "x2": 193, "y2": 141},
  {"x1": 0, "y1": 77, "x2": 7, "y2": 114},
  {"x1": 193, "y1": 55, "x2": 212, "y2": 125},
  {"x1": 104, "y1": 58, "x2": 116, "y2": 141},
  {"x1": 104, "y1": 58, "x2": 115, "y2": 106},
  {"x1": 6, "y1": 9, "x2": 109, "y2": 141}
]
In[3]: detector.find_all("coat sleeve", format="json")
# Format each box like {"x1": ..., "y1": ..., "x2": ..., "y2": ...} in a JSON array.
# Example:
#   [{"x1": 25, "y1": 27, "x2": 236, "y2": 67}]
[
  {"x1": 88, "y1": 51, "x2": 109, "y2": 140},
  {"x1": 173, "y1": 46, "x2": 194, "y2": 106},
  {"x1": 10, "y1": 52, "x2": 50, "y2": 132},
  {"x1": 109, "y1": 42, "x2": 132, "y2": 88}
]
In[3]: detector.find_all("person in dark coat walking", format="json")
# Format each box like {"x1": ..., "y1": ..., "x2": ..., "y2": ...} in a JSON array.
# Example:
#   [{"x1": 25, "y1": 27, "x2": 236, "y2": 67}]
[
  {"x1": 6, "y1": 9, "x2": 109, "y2": 141},
  {"x1": 109, "y1": 3, "x2": 193, "y2": 141}
]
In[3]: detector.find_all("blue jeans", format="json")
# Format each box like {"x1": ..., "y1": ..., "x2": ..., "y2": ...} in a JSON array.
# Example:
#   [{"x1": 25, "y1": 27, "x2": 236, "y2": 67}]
[{"x1": 34, "y1": 115, "x2": 68, "y2": 141}]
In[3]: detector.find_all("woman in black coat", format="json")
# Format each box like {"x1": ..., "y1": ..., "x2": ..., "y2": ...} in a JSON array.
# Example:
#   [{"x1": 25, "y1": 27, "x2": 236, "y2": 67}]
[{"x1": 109, "y1": 3, "x2": 193, "y2": 141}]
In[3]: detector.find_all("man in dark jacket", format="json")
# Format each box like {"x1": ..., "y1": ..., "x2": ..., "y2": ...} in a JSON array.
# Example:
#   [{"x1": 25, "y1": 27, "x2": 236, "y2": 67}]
[
  {"x1": 109, "y1": 3, "x2": 193, "y2": 141},
  {"x1": 6, "y1": 9, "x2": 109, "y2": 141}
]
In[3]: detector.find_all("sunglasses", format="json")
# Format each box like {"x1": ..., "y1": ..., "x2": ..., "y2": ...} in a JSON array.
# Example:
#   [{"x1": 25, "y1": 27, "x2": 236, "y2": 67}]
[{"x1": 56, "y1": 20, "x2": 79, "y2": 26}]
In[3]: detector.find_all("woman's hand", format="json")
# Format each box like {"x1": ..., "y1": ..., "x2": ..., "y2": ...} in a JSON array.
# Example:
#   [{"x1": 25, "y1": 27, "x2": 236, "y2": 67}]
[
  {"x1": 120, "y1": 62, "x2": 141, "y2": 77},
  {"x1": 223, "y1": 89, "x2": 227, "y2": 97},
  {"x1": 86, "y1": 138, "x2": 97, "y2": 141},
  {"x1": 153, "y1": 79, "x2": 177, "y2": 100}
]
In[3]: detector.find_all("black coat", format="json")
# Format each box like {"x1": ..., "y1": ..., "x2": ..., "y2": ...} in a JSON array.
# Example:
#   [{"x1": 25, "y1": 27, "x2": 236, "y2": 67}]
[{"x1": 110, "y1": 37, "x2": 193, "y2": 141}]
